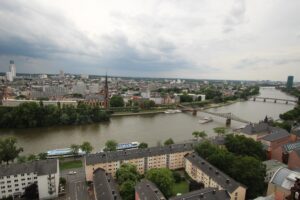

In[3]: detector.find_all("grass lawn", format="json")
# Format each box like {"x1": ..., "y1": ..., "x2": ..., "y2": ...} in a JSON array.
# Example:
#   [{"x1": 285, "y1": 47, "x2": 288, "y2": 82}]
[
  {"x1": 59, "y1": 160, "x2": 83, "y2": 171},
  {"x1": 172, "y1": 181, "x2": 189, "y2": 195}
]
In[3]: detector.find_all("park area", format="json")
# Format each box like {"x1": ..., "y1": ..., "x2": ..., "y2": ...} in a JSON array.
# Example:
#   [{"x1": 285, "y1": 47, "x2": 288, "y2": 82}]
[{"x1": 59, "y1": 160, "x2": 83, "y2": 171}]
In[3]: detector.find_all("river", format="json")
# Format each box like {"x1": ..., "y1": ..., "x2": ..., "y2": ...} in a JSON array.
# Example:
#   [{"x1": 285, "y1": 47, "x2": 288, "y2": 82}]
[{"x1": 0, "y1": 87, "x2": 297, "y2": 155}]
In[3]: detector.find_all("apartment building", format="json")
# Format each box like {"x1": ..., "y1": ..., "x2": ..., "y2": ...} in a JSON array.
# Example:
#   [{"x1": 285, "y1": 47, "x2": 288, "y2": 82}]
[
  {"x1": 85, "y1": 143, "x2": 194, "y2": 181},
  {"x1": 93, "y1": 168, "x2": 122, "y2": 200},
  {"x1": 0, "y1": 159, "x2": 59, "y2": 200},
  {"x1": 184, "y1": 153, "x2": 246, "y2": 200}
]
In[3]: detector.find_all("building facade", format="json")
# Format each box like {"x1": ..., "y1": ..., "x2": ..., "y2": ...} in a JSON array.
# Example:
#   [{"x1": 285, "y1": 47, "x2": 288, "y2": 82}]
[
  {"x1": 85, "y1": 143, "x2": 194, "y2": 181},
  {"x1": 287, "y1": 76, "x2": 294, "y2": 89},
  {"x1": 0, "y1": 159, "x2": 59, "y2": 200},
  {"x1": 184, "y1": 153, "x2": 246, "y2": 200}
]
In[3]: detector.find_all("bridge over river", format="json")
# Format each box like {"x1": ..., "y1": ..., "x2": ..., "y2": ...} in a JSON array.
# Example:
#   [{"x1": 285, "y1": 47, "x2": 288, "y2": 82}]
[
  {"x1": 178, "y1": 104, "x2": 252, "y2": 125},
  {"x1": 251, "y1": 97, "x2": 298, "y2": 104}
]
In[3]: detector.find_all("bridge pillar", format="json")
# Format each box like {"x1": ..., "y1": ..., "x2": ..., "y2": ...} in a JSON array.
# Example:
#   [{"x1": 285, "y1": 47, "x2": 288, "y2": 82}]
[
  {"x1": 253, "y1": 98, "x2": 256, "y2": 101},
  {"x1": 286, "y1": 101, "x2": 288, "y2": 104},
  {"x1": 264, "y1": 98, "x2": 266, "y2": 102},
  {"x1": 274, "y1": 100, "x2": 276, "y2": 103},
  {"x1": 192, "y1": 110, "x2": 197, "y2": 116},
  {"x1": 226, "y1": 118, "x2": 231, "y2": 126}
]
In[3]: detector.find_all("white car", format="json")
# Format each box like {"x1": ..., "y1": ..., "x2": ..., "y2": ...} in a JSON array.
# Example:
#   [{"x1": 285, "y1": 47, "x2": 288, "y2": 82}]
[{"x1": 68, "y1": 171, "x2": 77, "y2": 175}]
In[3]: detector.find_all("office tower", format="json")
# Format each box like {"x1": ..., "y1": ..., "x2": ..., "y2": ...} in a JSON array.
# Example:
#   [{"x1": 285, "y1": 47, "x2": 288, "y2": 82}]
[
  {"x1": 287, "y1": 76, "x2": 294, "y2": 89},
  {"x1": 9, "y1": 60, "x2": 16, "y2": 77}
]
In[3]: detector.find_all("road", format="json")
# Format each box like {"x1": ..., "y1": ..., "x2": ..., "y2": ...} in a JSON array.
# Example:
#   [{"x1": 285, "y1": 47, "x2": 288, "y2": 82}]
[{"x1": 60, "y1": 164, "x2": 93, "y2": 200}]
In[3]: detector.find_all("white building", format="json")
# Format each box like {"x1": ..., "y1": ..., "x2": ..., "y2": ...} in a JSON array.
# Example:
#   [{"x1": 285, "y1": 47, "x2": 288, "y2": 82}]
[
  {"x1": 39, "y1": 74, "x2": 48, "y2": 79},
  {"x1": 9, "y1": 60, "x2": 16, "y2": 77},
  {"x1": 6, "y1": 71, "x2": 13, "y2": 82},
  {"x1": 0, "y1": 159, "x2": 59, "y2": 200},
  {"x1": 81, "y1": 74, "x2": 89, "y2": 79}
]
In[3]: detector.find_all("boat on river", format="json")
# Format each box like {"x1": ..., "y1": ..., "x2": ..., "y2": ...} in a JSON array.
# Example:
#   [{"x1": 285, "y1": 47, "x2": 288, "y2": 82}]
[
  {"x1": 199, "y1": 117, "x2": 213, "y2": 124},
  {"x1": 164, "y1": 109, "x2": 182, "y2": 114},
  {"x1": 47, "y1": 148, "x2": 86, "y2": 158},
  {"x1": 117, "y1": 141, "x2": 140, "y2": 151}
]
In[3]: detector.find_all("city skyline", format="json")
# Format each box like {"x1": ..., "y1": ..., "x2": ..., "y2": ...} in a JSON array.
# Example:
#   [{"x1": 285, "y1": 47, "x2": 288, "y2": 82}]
[{"x1": 0, "y1": 0, "x2": 300, "y2": 81}]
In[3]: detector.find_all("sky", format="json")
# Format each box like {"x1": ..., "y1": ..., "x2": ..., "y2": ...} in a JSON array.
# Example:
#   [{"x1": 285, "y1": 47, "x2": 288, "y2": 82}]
[{"x1": 0, "y1": 0, "x2": 299, "y2": 81}]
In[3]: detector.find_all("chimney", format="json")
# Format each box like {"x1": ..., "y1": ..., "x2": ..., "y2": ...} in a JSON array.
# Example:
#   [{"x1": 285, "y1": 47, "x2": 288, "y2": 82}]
[{"x1": 226, "y1": 179, "x2": 230, "y2": 184}]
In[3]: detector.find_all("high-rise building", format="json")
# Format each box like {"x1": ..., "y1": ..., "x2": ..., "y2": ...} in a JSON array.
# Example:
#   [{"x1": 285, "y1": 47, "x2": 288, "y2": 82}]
[
  {"x1": 9, "y1": 60, "x2": 16, "y2": 77},
  {"x1": 59, "y1": 70, "x2": 64, "y2": 79},
  {"x1": 287, "y1": 76, "x2": 294, "y2": 89},
  {"x1": 6, "y1": 71, "x2": 13, "y2": 82},
  {"x1": 103, "y1": 74, "x2": 109, "y2": 109}
]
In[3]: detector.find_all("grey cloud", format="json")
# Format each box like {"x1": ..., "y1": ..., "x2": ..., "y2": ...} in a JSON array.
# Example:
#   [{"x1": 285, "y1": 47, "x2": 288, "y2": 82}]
[
  {"x1": 223, "y1": 0, "x2": 246, "y2": 33},
  {"x1": 235, "y1": 57, "x2": 300, "y2": 70}
]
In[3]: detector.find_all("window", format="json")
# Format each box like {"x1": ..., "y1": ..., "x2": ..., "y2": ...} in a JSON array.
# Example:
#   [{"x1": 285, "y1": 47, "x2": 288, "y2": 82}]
[
  {"x1": 27, "y1": 178, "x2": 31, "y2": 180},
  {"x1": 7, "y1": 185, "x2": 11, "y2": 188},
  {"x1": 14, "y1": 175, "x2": 17, "y2": 178},
  {"x1": 14, "y1": 180, "x2": 18, "y2": 182},
  {"x1": 21, "y1": 174, "x2": 24, "y2": 176},
  {"x1": 1, "y1": 186, "x2": 5, "y2": 189},
  {"x1": 7, "y1": 181, "x2": 11, "y2": 183},
  {"x1": 34, "y1": 177, "x2": 37, "y2": 180},
  {"x1": 8, "y1": 189, "x2": 12, "y2": 192},
  {"x1": 15, "y1": 184, "x2": 19, "y2": 187},
  {"x1": 21, "y1": 178, "x2": 25, "y2": 181},
  {"x1": 22, "y1": 183, "x2": 25, "y2": 186},
  {"x1": 6, "y1": 176, "x2": 10, "y2": 178},
  {"x1": 15, "y1": 188, "x2": 19, "y2": 191}
]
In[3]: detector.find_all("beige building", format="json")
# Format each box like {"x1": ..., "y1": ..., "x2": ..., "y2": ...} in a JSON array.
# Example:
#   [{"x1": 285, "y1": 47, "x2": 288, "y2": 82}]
[
  {"x1": 85, "y1": 143, "x2": 194, "y2": 181},
  {"x1": 184, "y1": 153, "x2": 247, "y2": 200},
  {"x1": 0, "y1": 159, "x2": 59, "y2": 200}
]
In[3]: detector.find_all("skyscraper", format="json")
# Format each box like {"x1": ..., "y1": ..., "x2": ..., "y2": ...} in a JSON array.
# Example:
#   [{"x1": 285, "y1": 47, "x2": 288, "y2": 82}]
[
  {"x1": 287, "y1": 76, "x2": 294, "y2": 89},
  {"x1": 9, "y1": 60, "x2": 16, "y2": 77}
]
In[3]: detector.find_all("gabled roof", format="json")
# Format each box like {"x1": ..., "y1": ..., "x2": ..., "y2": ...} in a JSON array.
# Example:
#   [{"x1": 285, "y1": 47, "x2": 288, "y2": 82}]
[
  {"x1": 135, "y1": 179, "x2": 166, "y2": 200},
  {"x1": 261, "y1": 129, "x2": 289, "y2": 142},
  {"x1": 0, "y1": 159, "x2": 58, "y2": 177},
  {"x1": 185, "y1": 153, "x2": 246, "y2": 193},
  {"x1": 93, "y1": 168, "x2": 122, "y2": 200},
  {"x1": 241, "y1": 122, "x2": 270, "y2": 135},
  {"x1": 270, "y1": 167, "x2": 300, "y2": 190},
  {"x1": 86, "y1": 143, "x2": 195, "y2": 165}
]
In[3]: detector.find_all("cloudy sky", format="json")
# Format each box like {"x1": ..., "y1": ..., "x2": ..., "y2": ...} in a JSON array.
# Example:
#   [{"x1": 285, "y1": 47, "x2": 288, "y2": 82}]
[{"x1": 0, "y1": 0, "x2": 299, "y2": 81}]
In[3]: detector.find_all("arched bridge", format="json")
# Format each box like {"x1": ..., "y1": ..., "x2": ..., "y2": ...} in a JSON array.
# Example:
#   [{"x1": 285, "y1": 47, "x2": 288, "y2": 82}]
[
  {"x1": 252, "y1": 97, "x2": 298, "y2": 104},
  {"x1": 178, "y1": 104, "x2": 251, "y2": 125}
]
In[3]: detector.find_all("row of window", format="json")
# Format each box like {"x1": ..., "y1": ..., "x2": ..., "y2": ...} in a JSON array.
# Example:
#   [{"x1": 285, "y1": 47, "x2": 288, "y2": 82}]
[
  {"x1": 0, "y1": 173, "x2": 36, "y2": 179},
  {"x1": 0, "y1": 177, "x2": 37, "y2": 185}
]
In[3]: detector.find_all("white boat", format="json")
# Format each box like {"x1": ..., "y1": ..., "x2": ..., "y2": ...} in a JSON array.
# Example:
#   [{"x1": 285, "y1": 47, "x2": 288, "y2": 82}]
[
  {"x1": 117, "y1": 141, "x2": 140, "y2": 151},
  {"x1": 47, "y1": 148, "x2": 86, "y2": 158},
  {"x1": 164, "y1": 109, "x2": 181, "y2": 114},
  {"x1": 199, "y1": 117, "x2": 213, "y2": 124}
]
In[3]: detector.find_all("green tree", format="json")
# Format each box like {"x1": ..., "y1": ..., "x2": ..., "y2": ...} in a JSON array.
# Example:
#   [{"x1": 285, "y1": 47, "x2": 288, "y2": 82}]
[
  {"x1": 103, "y1": 140, "x2": 118, "y2": 152},
  {"x1": 164, "y1": 138, "x2": 174, "y2": 146},
  {"x1": 180, "y1": 94, "x2": 193, "y2": 103},
  {"x1": 116, "y1": 164, "x2": 141, "y2": 200},
  {"x1": 110, "y1": 96, "x2": 125, "y2": 107},
  {"x1": 213, "y1": 127, "x2": 226, "y2": 136},
  {"x1": 81, "y1": 141, "x2": 93, "y2": 154},
  {"x1": 27, "y1": 154, "x2": 38, "y2": 161},
  {"x1": 138, "y1": 142, "x2": 148, "y2": 149},
  {"x1": 116, "y1": 164, "x2": 140, "y2": 184},
  {"x1": 120, "y1": 180, "x2": 136, "y2": 200},
  {"x1": 192, "y1": 131, "x2": 207, "y2": 141},
  {"x1": 146, "y1": 168, "x2": 175, "y2": 197},
  {"x1": 70, "y1": 144, "x2": 80, "y2": 157},
  {"x1": 0, "y1": 137, "x2": 23, "y2": 164},
  {"x1": 225, "y1": 134, "x2": 266, "y2": 160},
  {"x1": 38, "y1": 152, "x2": 48, "y2": 160},
  {"x1": 17, "y1": 155, "x2": 27, "y2": 163}
]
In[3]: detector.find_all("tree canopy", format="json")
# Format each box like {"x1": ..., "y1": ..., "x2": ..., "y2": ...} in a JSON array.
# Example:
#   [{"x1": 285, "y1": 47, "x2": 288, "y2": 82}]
[
  {"x1": 164, "y1": 138, "x2": 174, "y2": 146},
  {"x1": 138, "y1": 142, "x2": 148, "y2": 149},
  {"x1": 213, "y1": 127, "x2": 226, "y2": 136},
  {"x1": 194, "y1": 141, "x2": 266, "y2": 199},
  {"x1": 0, "y1": 137, "x2": 23, "y2": 164},
  {"x1": 145, "y1": 168, "x2": 175, "y2": 197},
  {"x1": 103, "y1": 140, "x2": 118, "y2": 152},
  {"x1": 81, "y1": 141, "x2": 93, "y2": 154},
  {"x1": 0, "y1": 102, "x2": 110, "y2": 128},
  {"x1": 110, "y1": 96, "x2": 125, "y2": 107},
  {"x1": 225, "y1": 134, "x2": 266, "y2": 160},
  {"x1": 192, "y1": 131, "x2": 207, "y2": 141},
  {"x1": 116, "y1": 164, "x2": 141, "y2": 200}
]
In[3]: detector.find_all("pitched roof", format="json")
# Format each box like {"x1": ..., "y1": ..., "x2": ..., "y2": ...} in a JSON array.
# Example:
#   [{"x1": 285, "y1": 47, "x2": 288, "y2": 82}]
[
  {"x1": 185, "y1": 153, "x2": 246, "y2": 193},
  {"x1": 261, "y1": 129, "x2": 290, "y2": 142},
  {"x1": 135, "y1": 179, "x2": 166, "y2": 200},
  {"x1": 93, "y1": 168, "x2": 122, "y2": 200},
  {"x1": 169, "y1": 188, "x2": 230, "y2": 200},
  {"x1": 0, "y1": 159, "x2": 58, "y2": 177},
  {"x1": 270, "y1": 167, "x2": 300, "y2": 190},
  {"x1": 240, "y1": 122, "x2": 270, "y2": 135},
  {"x1": 86, "y1": 143, "x2": 194, "y2": 165}
]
